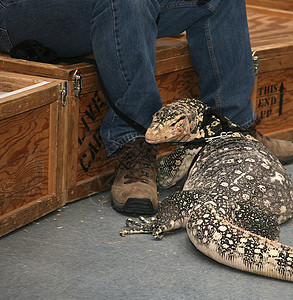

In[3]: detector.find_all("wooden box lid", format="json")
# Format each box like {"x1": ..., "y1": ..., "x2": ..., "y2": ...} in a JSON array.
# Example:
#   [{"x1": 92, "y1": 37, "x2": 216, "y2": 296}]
[{"x1": 0, "y1": 71, "x2": 63, "y2": 120}]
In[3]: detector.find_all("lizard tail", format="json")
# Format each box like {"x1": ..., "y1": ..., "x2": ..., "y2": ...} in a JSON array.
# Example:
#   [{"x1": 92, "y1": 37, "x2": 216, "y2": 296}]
[{"x1": 186, "y1": 204, "x2": 293, "y2": 281}]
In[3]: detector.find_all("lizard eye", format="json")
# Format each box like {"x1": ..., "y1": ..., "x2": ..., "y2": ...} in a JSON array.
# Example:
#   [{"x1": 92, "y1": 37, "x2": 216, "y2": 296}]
[{"x1": 169, "y1": 115, "x2": 186, "y2": 127}]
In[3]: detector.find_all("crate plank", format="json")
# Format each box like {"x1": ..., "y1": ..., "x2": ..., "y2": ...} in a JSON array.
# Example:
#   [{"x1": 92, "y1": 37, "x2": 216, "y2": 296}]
[
  {"x1": 157, "y1": 68, "x2": 199, "y2": 101},
  {"x1": 246, "y1": 0, "x2": 293, "y2": 12},
  {"x1": 0, "y1": 181, "x2": 48, "y2": 216},
  {"x1": 0, "y1": 106, "x2": 49, "y2": 166},
  {"x1": 0, "y1": 147, "x2": 48, "y2": 200},
  {"x1": 0, "y1": 194, "x2": 63, "y2": 237},
  {"x1": 0, "y1": 82, "x2": 61, "y2": 119}
]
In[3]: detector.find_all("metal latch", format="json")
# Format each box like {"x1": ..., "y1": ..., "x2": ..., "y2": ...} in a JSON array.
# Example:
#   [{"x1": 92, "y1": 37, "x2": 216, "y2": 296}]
[
  {"x1": 252, "y1": 51, "x2": 259, "y2": 76},
  {"x1": 73, "y1": 69, "x2": 82, "y2": 99},
  {"x1": 58, "y1": 82, "x2": 68, "y2": 106}
]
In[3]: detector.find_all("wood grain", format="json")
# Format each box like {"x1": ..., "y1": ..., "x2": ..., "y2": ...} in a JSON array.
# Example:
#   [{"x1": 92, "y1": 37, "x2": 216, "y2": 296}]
[
  {"x1": 0, "y1": 194, "x2": 63, "y2": 237},
  {"x1": 247, "y1": 6, "x2": 293, "y2": 50},
  {"x1": 0, "y1": 81, "x2": 60, "y2": 120},
  {"x1": 0, "y1": 105, "x2": 49, "y2": 166},
  {"x1": 0, "y1": 71, "x2": 46, "y2": 92},
  {"x1": 256, "y1": 68, "x2": 293, "y2": 91},
  {"x1": 246, "y1": 1, "x2": 293, "y2": 12},
  {"x1": 68, "y1": 171, "x2": 114, "y2": 202},
  {"x1": 157, "y1": 68, "x2": 200, "y2": 102},
  {"x1": 0, "y1": 146, "x2": 49, "y2": 200},
  {"x1": 0, "y1": 181, "x2": 48, "y2": 216}
]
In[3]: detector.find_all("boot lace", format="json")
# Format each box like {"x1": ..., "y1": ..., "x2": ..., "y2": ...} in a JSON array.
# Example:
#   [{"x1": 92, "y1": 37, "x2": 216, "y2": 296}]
[{"x1": 116, "y1": 139, "x2": 156, "y2": 185}]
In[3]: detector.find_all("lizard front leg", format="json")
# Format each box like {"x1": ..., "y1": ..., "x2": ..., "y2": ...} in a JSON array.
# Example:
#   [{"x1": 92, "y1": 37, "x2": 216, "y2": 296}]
[
  {"x1": 120, "y1": 191, "x2": 192, "y2": 238},
  {"x1": 157, "y1": 145, "x2": 201, "y2": 188}
]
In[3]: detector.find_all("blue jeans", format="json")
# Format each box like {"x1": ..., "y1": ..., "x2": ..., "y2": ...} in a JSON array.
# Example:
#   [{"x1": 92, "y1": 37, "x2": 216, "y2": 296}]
[{"x1": 0, "y1": 0, "x2": 256, "y2": 156}]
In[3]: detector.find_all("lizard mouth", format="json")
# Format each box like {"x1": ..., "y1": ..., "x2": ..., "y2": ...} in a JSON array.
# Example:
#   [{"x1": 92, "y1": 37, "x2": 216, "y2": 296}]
[
  {"x1": 145, "y1": 137, "x2": 156, "y2": 143},
  {"x1": 145, "y1": 128, "x2": 188, "y2": 144},
  {"x1": 145, "y1": 135, "x2": 162, "y2": 144},
  {"x1": 145, "y1": 128, "x2": 166, "y2": 144}
]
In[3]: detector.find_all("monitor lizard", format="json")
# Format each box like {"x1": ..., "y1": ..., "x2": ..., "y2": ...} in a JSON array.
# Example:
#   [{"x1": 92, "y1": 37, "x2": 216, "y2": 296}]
[{"x1": 120, "y1": 98, "x2": 293, "y2": 282}]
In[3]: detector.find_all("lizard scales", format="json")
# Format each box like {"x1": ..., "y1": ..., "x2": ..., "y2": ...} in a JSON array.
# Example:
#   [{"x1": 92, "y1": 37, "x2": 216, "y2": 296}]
[{"x1": 121, "y1": 98, "x2": 293, "y2": 282}]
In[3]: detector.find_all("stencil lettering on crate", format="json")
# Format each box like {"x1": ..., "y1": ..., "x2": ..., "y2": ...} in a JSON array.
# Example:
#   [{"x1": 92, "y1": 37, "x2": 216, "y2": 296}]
[
  {"x1": 257, "y1": 82, "x2": 285, "y2": 119},
  {"x1": 78, "y1": 91, "x2": 106, "y2": 173}
]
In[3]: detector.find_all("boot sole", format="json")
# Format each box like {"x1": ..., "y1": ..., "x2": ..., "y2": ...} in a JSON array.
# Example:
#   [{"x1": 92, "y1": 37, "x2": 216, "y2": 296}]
[{"x1": 112, "y1": 197, "x2": 157, "y2": 216}]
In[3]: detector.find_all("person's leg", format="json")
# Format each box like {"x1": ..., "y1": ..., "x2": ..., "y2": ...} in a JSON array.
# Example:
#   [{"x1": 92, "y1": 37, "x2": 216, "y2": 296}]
[
  {"x1": 96, "y1": 0, "x2": 231, "y2": 214},
  {"x1": 156, "y1": 0, "x2": 255, "y2": 128},
  {"x1": 0, "y1": 0, "x2": 93, "y2": 57},
  {"x1": 185, "y1": 0, "x2": 256, "y2": 128},
  {"x1": 91, "y1": 0, "x2": 163, "y2": 156},
  {"x1": 90, "y1": 0, "x2": 163, "y2": 214},
  {"x1": 91, "y1": 0, "x2": 228, "y2": 156}
]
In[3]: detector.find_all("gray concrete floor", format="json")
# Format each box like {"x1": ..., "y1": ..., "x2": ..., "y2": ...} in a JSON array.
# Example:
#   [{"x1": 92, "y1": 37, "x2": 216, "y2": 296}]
[{"x1": 1, "y1": 164, "x2": 293, "y2": 300}]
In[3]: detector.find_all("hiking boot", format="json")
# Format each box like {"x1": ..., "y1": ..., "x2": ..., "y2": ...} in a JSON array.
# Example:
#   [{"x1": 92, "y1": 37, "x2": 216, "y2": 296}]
[
  {"x1": 111, "y1": 138, "x2": 158, "y2": 215},
  {"x1": 249, "y1": 124, "x2": 293, "y2": 165}
]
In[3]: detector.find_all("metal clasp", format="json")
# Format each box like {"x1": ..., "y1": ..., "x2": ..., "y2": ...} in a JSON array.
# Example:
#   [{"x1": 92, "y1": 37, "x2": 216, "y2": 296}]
[
  {"x1": 252, "y1": 51, "x2": 259, "y2": 76},
  {"x1": 73, "y1": 69, "x2": 82, "y2": 99},
  {"x1": 58, "y1": 82, "x2": 68, "y2": 106}
]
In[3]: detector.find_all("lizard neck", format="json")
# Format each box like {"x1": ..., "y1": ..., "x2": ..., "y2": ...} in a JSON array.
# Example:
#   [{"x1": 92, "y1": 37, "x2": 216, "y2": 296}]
[{"x1": 188, "y1": 106, "x2": 246, "y2": 143}]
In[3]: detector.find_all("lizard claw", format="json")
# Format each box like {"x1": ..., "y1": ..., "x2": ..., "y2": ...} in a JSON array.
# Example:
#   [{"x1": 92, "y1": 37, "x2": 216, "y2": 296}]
[
  {"x1": 120, "y1": 216, "x2": 169, "y2": 240},
  {"x1": 120, "y1": 216, "x2": 157, "y2": 236}
]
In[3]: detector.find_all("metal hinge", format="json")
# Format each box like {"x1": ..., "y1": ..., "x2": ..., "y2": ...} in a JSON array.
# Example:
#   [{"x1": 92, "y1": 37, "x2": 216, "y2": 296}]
[
  {"x1": 73, "y1": 69, "x2": 82, "y2": 99},
  {"x1": 252, "y1": 51, "x2": 260, "y2": 76},
  {"x1": 58, "y1": 82, "x2": 68, "y2": 106}
]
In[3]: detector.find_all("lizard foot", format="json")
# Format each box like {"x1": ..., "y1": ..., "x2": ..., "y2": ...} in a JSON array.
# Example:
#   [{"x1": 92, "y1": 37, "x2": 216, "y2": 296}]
[{"x1": 120, "y1": 216, "x2": 166, "y2": 239}]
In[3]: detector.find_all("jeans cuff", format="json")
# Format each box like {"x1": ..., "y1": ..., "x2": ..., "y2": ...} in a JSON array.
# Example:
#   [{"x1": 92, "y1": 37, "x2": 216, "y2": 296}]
[
  {"x1": 106, "y1": 132, "x2": 145, "y2": 157},
  {"x1": 241, "y1": 112, "x2": 257, "y2": 129}
]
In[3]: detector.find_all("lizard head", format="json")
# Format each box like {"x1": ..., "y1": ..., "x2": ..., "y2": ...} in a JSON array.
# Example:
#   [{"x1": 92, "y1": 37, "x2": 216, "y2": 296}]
[
  {"x1": 145, "y1": 110, "x2": 191, "y2": 144},
  {"x1": 145, "y1": 98, "x2": 204, "y2": 144}
]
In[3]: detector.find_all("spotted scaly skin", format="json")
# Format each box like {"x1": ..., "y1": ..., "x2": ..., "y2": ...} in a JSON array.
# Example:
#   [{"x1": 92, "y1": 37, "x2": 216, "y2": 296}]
[{"x1": 120, "y1": 98, "x2": 293, "y2": 282}]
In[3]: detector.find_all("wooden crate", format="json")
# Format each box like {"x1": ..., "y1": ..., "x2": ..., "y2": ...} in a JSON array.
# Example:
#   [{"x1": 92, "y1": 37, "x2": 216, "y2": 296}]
[
  {"x1": 246, "y1": 0, "x2": 293, "y2": 11},
  {"x1": 0, "y1": 71, "x2": 66, "y2": 236},
  {"x1": 247, "y1": 5, "x2": 293, "y2": 140},
  {"x1": 0, "y1": 38, "x2": 199, "y2": 228}
]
